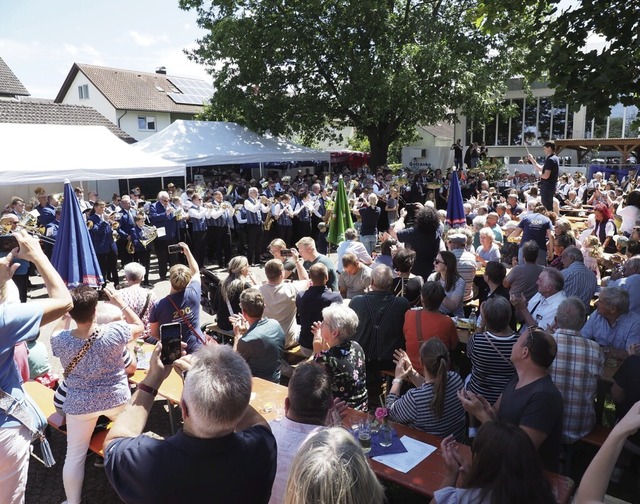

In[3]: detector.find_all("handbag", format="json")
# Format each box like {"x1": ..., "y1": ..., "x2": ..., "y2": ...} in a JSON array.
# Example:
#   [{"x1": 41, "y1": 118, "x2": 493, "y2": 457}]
[{"x1": 0, "y1": 388, "x2": 55, "y2": 467}]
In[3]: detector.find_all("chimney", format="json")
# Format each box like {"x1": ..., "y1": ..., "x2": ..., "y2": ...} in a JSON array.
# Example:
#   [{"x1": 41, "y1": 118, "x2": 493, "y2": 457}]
[{"x1": 155, "y1": 66, "x2": 167, "y2": 75}]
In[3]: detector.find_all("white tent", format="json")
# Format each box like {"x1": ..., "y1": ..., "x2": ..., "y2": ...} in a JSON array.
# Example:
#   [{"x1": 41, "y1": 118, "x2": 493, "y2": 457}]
[
  {"x1": 133, "y1": 120, "x2": 330, "y2": 166},
  {"x1": 0, "y1": 123, "x2": 185, "y2": 184}
]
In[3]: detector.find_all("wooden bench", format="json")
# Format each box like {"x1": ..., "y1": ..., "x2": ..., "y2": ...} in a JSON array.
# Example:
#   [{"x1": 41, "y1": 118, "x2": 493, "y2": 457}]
[
  {"x1": 581, "y1": 424, "x2": 612, "y2": 448},
  {"x1": 23, "y1": 381, "x2": 110, "y2": 457}
]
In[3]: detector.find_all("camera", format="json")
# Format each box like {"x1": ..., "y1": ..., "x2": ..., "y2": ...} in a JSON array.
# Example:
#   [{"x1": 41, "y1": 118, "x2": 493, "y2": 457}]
[
  {"x1": 168, "y1": 244, "x2": 182, "y2": 254},
  {"x1": 281, "y1": 249, "x2": 293, "y2": 257}
]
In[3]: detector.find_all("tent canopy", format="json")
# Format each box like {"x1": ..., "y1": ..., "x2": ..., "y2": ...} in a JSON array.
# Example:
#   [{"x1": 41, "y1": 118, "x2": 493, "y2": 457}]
[
  {"x1": 133, "y1": 120, "x2": 330, "y2": 166},
  {"x1": 0, "y1": 123, "x2": 185, "y2": 184}
]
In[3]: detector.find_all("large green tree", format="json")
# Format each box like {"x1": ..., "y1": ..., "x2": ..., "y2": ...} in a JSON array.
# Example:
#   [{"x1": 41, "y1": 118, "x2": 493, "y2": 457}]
[
  {"x1": 548, "y1": 0, "x2": 639, "y2": 126},
  {"x1": 180, "y1": 0, "x2": 544, "y2": 168}
]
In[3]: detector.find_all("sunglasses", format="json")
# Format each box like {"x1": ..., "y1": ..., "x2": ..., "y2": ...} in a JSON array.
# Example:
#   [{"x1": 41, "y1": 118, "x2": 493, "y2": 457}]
[{"x1": 434, "y1": 259, "x2": 445, "y2": 265}]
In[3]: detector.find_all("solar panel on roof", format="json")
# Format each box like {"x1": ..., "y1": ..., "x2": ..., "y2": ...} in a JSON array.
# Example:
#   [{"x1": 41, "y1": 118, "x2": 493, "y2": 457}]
[
  {"x1": 168, "y1": 92, "x2": 208, "y2": 105},
  {"x1": 166, "y1": 77, "x2": 212, "y2": 106}
]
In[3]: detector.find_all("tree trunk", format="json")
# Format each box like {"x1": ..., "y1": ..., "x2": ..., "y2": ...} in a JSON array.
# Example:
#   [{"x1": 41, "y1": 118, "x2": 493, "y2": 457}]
[{"x1": 367, "y1": 127, "x2": 392, "y2": 170}]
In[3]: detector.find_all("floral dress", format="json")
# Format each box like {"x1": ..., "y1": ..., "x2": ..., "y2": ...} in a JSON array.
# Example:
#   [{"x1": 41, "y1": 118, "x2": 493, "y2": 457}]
[{"x1": 314, "y1": 340, "x2": 368, "y2": 411}]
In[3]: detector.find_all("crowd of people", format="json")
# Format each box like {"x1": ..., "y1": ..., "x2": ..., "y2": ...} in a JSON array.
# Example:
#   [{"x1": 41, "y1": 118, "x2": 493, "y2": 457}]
[{"x1": 2, "y1": 149, "x2": 640, "y2": 503}]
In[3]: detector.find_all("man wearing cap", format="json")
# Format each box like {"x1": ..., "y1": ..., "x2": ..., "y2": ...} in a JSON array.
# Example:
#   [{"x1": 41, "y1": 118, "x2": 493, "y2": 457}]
[{"x1": 528, "y1": 141, "x2": 559, "y2": 211}]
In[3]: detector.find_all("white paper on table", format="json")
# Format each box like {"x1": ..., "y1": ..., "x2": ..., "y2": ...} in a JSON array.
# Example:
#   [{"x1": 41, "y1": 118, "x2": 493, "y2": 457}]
[
  {"x1": 372, "y1": 435, "x2": 437, "y2": 473},
  {"x1": 156, "y1": 226, "x2": 166, "y2": 237}
]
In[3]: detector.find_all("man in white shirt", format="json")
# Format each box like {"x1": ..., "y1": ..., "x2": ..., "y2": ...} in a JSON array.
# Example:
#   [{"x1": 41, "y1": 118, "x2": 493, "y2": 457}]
[
  {"x1": 335, "y1": 228, "x2": 372, "y2": 273},
  {"x1": 511, "y1": 267, "x2": 567, "y2": 332},
  {"x1": 268, "y1": 363, "x2": 333, "y2": 504},
  {"x1": 259, "y1": 259, "x2": 309, "y2": 349}
]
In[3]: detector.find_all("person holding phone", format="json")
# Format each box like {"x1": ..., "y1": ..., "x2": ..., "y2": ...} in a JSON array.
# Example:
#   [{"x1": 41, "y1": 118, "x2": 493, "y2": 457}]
[
  {"x1": 149, "y1": 243, "x2": 203, "y2": 354},
  {"x1": 51, "y1": 285, "x2": 143, "y2": 504},
  {"x1": 104, "y1": 345, "x2": 277, "y2": 503}
]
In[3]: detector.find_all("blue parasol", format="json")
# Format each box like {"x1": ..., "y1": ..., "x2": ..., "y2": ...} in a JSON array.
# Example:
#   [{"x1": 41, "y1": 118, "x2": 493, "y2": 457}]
[
  {"x1": 446, "y1": 169, "x2": 466, "y2": 228},
  {"x1": 51, "y1": 180, "x2": 104, "y2": 287}
]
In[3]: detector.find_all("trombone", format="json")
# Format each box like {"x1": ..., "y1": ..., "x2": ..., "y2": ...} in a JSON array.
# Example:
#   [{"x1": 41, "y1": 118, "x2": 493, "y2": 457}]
[{"x1": 0, "y1": 221, "x2": 57, "y2": 246}]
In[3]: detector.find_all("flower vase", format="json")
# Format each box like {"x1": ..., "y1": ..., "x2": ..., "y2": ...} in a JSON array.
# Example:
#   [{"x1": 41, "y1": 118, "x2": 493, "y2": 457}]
[{"x1": 378, "y1": 420, "x2": 392, "y2": 447}]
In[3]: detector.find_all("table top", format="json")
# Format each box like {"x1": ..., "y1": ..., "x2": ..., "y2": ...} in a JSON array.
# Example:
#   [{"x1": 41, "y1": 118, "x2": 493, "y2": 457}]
[{"x1": 129, "y1": 367, "x2": 288, "y2": 423}]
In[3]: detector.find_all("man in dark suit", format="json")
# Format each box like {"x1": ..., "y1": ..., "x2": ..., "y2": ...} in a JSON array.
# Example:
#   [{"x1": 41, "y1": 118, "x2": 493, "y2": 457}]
[
  {"x1": 116, "y1": 195, "x2": 136, "y2": 268},
  {"x1": 149, "y1": 191, "x2": 179, "y2": 281}
]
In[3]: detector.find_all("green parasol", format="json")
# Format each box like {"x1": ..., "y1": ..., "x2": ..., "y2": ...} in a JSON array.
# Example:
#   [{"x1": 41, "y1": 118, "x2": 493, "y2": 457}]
[{"x1": 327, "y1": 177, "x2": 353, "y2": 245}]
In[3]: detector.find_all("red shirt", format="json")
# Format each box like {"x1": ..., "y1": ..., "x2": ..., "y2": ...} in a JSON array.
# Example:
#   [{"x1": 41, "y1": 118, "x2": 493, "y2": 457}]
[{"x1": 403, "y1": 309, "x2": 459, "y2": 369}]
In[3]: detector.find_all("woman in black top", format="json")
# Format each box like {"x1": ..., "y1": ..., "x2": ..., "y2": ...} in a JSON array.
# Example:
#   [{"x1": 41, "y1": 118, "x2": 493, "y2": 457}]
[
  {"x1": 392, "y1": 248, "x2": 423, "y2": 307},
  {"x1": 356, "y1": 193, "x2": 381, "y2": 256}
]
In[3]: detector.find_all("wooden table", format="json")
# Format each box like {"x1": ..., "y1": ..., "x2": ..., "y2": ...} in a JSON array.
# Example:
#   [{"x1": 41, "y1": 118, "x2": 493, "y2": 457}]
[
  {"x1": 343, "y1": 408, "x2": 574, "y2": 502},
  {"x1": 129, "y1": 367, "x2": 288, "y2": 423}
]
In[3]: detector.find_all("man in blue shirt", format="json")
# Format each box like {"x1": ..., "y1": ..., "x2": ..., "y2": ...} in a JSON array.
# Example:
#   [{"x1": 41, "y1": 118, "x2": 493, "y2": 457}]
[
  {"x1": 509, "y1": 204, "x2": 554, "y2": 265},
  {"x1": 608, "y1": 256, "x2": 640, "y2": 316},
  {"x1": 581, "y1": 286, "x2": 640, "y2": 354}
]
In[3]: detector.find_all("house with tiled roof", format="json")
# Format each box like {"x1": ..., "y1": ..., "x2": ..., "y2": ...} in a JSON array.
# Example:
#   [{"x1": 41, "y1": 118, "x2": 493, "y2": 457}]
[
  {"x1": 55, "y1": 63, "x2": 212, "y2": 141},
  {"x1": 0, "y1": 56, "x2": 30, "y2": 98}
]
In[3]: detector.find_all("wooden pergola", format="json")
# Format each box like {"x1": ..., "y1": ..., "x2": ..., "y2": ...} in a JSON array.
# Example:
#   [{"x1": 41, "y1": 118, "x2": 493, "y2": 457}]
[{"x1": 555, "y1": 138, "x2": 640, "y2": 164}]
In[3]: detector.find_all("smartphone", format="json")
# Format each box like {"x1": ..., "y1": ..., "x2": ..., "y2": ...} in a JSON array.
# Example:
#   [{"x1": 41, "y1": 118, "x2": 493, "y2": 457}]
[
  {"x1": 160, "y1": 322, "x2": 182, "y2": 365},
  {"x1": 281, "y1": 248, "x2": 293, "y2": 257},
  {"x1": 168, "y1": 244, "x2": 182, "y2": 254}
]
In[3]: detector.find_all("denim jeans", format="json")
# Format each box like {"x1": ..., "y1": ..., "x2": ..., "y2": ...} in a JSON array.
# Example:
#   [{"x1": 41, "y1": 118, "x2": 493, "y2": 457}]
[{"x1": 360, "y1": 235, "x2": 377, "y2": 255}]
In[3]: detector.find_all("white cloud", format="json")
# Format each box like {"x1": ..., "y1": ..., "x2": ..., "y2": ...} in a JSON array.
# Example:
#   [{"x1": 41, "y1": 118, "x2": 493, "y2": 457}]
[{"x1": 128, "y1": 30, "x2": 170, "y2": 47}]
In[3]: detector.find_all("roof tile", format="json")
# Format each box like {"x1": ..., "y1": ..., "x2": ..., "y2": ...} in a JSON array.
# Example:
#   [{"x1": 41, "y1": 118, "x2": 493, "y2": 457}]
[
  {"x1": 0, "y1": 57, "x2": 30, "y2": 97},
  {"x1": 0, "y1": 100, "x2": 135, "y2": 143}
]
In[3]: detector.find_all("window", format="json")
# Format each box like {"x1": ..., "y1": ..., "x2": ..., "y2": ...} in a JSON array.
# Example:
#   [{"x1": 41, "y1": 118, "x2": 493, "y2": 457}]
[
  {"x1": 552, "y1": 102, "x2": 567, "y2": 139},
  {"x1": 510, "y1": 99, "x2": 524, "y2": 145},
  {"x1": 138, "y1": 116, "x2": 156, "y2": 131},
  {"x1": 78, "y1": 84, "x2": 89, "y2": 99}
]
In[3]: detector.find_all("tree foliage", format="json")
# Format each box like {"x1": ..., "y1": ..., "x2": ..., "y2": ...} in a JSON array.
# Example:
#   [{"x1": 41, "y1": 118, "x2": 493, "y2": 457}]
[
  {"x1": 181, "y1": 0, "x2": 543, "y2": 167},
  {"x1": 547, "y1": 0, "x2": 639, "y2": 124}
]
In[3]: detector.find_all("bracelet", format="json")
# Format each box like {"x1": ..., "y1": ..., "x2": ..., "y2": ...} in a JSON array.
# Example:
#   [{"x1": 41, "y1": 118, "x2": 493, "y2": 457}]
[
  {"x1": 392, "y1": 378, "x2": 403, "y2": 385},
  {"x1": 120, "y1": 305, "x2": 129, "y2": 312},
  {"x1": 137, "y1": 383, "x2": 158, "y2": 397}
]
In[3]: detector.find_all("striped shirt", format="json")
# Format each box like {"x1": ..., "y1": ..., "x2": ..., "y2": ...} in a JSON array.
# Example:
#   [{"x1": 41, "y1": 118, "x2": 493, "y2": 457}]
[
  {"x1": 467, "y1": 331, "x2": 518, "y2": 406},
  {"x1": 549, "y1": 329, "x2": 604, "y2": 443},
  {"x1": 561, "y1": 261, "x2": 597, "y2": 308},
  {"x1": 386, "y1": 371, "x2": 466, "y2": 442}
]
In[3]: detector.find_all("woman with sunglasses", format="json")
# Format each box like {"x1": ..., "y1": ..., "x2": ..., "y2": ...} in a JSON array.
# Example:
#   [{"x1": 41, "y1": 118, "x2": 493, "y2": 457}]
[{"x1": 428, "y1": 251, "x2": 465, "y2": 317}]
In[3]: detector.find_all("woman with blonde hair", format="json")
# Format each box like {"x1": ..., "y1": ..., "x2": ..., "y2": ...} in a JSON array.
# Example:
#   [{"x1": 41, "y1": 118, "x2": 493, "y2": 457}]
[
  {"x1": 284, "y1": 427, "x2": 384, "y2": 504},
  {"x1": 216, "y1": 256, "x2": 257, "y2": 332},
  {"x1": 269, "y1": 238, "x2": 299, "y2": 280}
]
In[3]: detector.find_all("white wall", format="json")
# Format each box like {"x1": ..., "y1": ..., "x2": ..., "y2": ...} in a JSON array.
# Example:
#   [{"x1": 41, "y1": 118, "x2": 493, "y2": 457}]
[
  {"x1": 117, "y1": 111, "x2": 173, "y2": 141},
  {"x1": 402, "y1": 146, "x2": 455, "y2": 171},
  {"x1": 59, "y1": 72, "x2": 117, "y2": 124}
]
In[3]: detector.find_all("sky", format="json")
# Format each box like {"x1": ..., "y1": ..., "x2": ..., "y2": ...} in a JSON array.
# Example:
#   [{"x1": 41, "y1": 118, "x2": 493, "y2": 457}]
[{"x1": 0, "y1": 0, "x2": 210, "y2": 99}]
